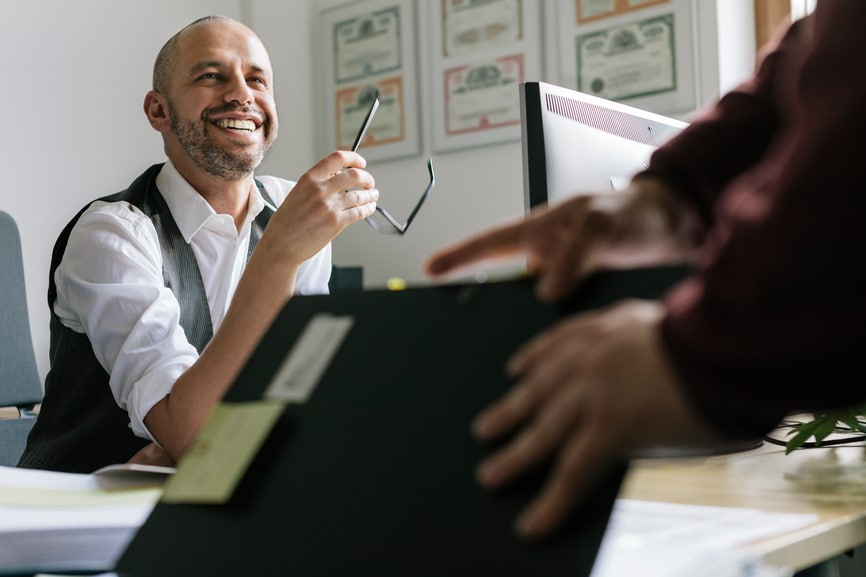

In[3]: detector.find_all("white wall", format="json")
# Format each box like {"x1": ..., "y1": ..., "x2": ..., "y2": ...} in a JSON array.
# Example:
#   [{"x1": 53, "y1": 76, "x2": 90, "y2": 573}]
[
  {"x1": 717, "y1": 0, "x2": 757, "y2": 96},
  {"x1": 2, "y1": 0, "x2": 755, "y2": 384},
  {"x1": 1, "y1": 1, "x2": 243, "y2": 380},
  {"x1": 318, "y1": 0, "x2": 529, "y2": 290}
]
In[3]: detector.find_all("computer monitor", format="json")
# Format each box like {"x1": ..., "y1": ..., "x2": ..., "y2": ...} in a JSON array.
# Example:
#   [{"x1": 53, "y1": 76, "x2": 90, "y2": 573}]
[{"x1": 520, "y1": 81, "x2": 687, "y2": 210}]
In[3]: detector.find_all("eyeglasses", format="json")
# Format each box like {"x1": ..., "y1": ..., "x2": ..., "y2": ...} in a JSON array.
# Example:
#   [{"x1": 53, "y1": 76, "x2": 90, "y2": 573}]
[{"x1": 366, "y1": 158, "x2": 435, "y2": 235}]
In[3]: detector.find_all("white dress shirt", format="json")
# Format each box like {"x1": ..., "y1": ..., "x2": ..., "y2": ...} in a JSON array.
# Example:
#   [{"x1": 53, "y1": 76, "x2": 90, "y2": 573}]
[{"x1": 53, "y1": 160, "x2": 331, "y2": 440}]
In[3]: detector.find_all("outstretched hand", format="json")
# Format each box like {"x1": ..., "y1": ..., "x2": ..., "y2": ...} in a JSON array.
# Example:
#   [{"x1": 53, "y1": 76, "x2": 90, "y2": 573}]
[{"x1": 425, "y1": 177, "x2": 700, "y2": 303}]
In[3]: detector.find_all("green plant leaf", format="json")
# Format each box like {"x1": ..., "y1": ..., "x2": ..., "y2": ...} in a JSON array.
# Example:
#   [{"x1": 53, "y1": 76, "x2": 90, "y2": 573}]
[
  {"x1": 812, "y1": 417, "x2": 840, "y2": 444},
  {"x1": 839, "y1": 414, "x2": 866, "y2": 433},
  {"x1": 784, "y1": 407, "x2": 866, "y2": 454},
  {"x1": 786, "y1": 418, "x2": 827, "y2": 454}
]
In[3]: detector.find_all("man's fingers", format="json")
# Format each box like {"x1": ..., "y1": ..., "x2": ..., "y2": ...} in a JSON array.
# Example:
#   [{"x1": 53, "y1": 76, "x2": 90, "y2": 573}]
[
  {"x1": 476, "y1": 377, "x2": 585, "y2": 490},
  {"x1": 473, "y1": 383, "x2": 541, "y2": 441},
  {"x1": 308, "y1": 150, "x2": 366, "y2": 177},
  {"x1": 424, "y1": 221, "x2": 527, "y2": 277},
  {"x1": 475, "y1": 419, "x2": 560, "y2": 490},
  {"x1": 515, "y1": 424, "x2": 612, "y2": 539},
  {"x1": 507, "y1": 311, "x2": 603, "y2": 377},
  {"x1": 340, "y1": 186, "x2": 379, "y2": 210},
  {"x1": 328, "y1": 167, "x2": 375, "y2": 196}
]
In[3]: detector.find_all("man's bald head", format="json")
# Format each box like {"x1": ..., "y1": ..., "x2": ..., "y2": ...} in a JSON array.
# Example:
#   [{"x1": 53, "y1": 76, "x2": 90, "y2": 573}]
[{"x1": 152, "y1": 15, "x2": 256, "y2": 93}]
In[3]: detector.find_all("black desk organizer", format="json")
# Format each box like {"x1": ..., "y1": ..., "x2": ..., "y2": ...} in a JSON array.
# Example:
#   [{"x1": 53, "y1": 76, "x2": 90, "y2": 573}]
[{"x1": 117, "y1": 265, "x2": 691, "y2": 577}]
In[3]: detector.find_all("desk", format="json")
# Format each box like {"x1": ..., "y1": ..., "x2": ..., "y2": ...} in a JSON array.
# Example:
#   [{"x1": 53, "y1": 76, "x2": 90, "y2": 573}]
[{"x1": 621, "y1": 441, "x2": 866, "y2": 572}]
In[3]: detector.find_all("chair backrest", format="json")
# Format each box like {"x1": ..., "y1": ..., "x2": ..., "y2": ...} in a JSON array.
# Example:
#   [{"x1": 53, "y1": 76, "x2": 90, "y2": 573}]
[
  {"x1": 329, "y1": 265, "x2": 364, "y2": 293},
  {"x1": 0, "y1": 211, "x2": 43, "y2": 466}
]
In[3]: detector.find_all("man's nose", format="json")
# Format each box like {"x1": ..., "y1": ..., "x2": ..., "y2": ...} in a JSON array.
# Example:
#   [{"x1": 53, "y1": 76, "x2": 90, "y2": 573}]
[{"x1": 225, "y1": 75, "x2": 254, "y2": 106}]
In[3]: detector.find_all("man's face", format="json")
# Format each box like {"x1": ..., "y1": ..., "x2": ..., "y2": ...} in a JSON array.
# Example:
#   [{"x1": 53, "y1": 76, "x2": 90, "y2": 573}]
[{"x1": 163, "y1": 20, "x2": 278, "y2": 181}]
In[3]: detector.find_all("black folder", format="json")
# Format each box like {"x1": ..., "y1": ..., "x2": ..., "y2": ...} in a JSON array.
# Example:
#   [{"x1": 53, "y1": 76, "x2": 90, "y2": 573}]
[{"x1": 116, "y1": 265, "x2": 690, "y2": 577}]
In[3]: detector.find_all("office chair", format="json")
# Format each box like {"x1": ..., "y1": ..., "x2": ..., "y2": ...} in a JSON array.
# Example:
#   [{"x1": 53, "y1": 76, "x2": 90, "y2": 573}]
[
  {"x1": 0, "y1": 211, "x2": 43, "y2": 467},
  {"x1": 329, "y1": 265, "x2": 364, "y2": 293}
]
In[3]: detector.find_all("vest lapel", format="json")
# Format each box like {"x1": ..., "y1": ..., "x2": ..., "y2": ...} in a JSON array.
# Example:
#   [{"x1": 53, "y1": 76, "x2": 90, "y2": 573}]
[{"x1": 250, "y1": 179, "x2": 275, "y2": 259}]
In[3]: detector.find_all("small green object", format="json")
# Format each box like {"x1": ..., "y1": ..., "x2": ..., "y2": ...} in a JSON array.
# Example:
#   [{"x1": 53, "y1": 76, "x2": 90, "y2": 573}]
[
  {"x1": 386, "y1": 277, "x2": 406, "y2": 291},
  {"x1": 785, "y1": 404, "x2": 866, "y2": 454}
]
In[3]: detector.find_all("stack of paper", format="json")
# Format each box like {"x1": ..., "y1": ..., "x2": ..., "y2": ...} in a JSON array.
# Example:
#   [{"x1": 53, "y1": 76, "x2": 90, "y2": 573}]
[{"x1": 0, "y1": 464, "x2": 170, "y2": 575}]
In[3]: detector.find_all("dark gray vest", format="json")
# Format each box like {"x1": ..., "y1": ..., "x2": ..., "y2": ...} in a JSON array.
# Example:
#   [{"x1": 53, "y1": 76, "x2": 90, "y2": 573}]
[{"x1": 18, "y1": 163, "x2": 273, "y2": 472}]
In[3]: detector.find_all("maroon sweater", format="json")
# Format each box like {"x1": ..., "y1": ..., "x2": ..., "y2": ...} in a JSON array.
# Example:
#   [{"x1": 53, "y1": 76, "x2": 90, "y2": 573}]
[{"x1": 649, "y1": 1, "x2": 866, "y2": 438}]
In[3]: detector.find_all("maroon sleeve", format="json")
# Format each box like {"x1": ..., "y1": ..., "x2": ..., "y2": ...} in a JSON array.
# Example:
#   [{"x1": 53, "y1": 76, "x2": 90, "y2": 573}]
[
  {"x1": 659, "y1": 1, "x2": 866, "y2": 439},
  {"x1": 639, "y1": 16, "x2": 810, "y2": 228}
]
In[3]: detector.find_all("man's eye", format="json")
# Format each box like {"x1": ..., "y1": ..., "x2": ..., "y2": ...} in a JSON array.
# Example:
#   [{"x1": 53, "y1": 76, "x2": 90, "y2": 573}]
[{"x1": 199, "y1": 72, "x2": 221, "y2": 81}]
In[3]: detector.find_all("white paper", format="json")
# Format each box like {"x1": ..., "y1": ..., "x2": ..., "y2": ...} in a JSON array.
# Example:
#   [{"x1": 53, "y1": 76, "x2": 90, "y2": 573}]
[
  {"x1": 0, "y1": 465, "x2": 162, "y2": 575},
  {"x1": 590, "y1": 499, "x2": 816, "y2": 577},
  {"x1": 265, "y1": 314, "x2": 354, "y2": 403}
]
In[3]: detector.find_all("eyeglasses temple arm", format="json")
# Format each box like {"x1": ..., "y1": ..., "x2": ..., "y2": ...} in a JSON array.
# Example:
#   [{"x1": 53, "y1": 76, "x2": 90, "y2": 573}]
[{"x1": 401, "y1": 158, "x2": 435, "y2": 232}]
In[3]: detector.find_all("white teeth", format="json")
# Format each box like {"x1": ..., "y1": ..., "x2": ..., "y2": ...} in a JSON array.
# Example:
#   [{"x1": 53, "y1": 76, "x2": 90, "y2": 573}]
[{"x1": 216, "y1": 119, "x2": 256, "y2": 131}]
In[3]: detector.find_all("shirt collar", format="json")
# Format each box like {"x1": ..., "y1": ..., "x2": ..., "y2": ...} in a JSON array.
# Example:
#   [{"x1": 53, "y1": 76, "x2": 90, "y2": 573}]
[{"x1": 156, "y1": 159, "x2": 267, "y2": 243}]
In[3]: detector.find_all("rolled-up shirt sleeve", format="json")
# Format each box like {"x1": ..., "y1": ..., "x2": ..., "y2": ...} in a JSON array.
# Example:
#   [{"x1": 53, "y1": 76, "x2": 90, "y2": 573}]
[{"x1": 54, "y1": 200, "x2": 199, "y2": 440}]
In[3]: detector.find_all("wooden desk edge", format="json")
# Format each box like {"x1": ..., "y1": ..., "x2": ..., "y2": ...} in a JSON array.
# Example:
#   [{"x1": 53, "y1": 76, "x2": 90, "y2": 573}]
[
  {"x1": 749, "y1": 513, "x2": 866, "y2": 571},
  {"x1": 622, "y1": 443, "x2": 866, "y2": 573}
]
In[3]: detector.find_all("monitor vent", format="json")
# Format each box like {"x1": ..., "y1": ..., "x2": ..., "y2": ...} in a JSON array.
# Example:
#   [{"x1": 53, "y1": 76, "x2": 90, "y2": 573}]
[{"x1": 545, "y1": 93, "x2": 664, "y2": 146}]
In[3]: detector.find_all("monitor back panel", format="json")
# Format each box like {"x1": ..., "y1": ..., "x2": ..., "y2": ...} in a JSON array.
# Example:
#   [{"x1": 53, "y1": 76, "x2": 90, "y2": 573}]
[{"x1": 521, "y1": 81, "x2": 686, "y2": 209}]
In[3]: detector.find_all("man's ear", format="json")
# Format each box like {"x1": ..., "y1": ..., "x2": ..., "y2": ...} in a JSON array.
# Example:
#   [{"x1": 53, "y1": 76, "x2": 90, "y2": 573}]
[{"x1": 144, "y1": 90, "x2": 170, "y2": 132}]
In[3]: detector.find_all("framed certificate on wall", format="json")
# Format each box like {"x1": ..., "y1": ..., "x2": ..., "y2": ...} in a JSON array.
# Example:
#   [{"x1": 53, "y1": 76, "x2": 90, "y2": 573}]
[
  {"x1": 554, "y1": 0, "x2": 698, "y2": 116},
  {"x1": 319, "y1": 0, "x2": 421, "y2": 161},
  {"x1": 427, "y1": 0, "x2": 542, "y2": 153}
]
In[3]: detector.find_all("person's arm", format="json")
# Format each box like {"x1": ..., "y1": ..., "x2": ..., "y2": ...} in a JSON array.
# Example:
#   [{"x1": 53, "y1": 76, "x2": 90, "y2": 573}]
[
  {"x1": 661, "y1": 2, "x2": 866, "y2": 438},
  {"x1": 638, "y1": 16, "x2": 802, "y2": 228},
  {"x1": 143, "y1": 151, "x2": 377, "y2": 460},
  {"x1": 56, "y1": 202, "x2": 199, "y2": 447}
]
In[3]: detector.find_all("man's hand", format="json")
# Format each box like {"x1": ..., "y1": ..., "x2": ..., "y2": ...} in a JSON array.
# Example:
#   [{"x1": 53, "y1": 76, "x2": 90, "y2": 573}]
[
  {"x1": 126, "y1": 442, "x2": 176, "y2": 468},
  {"x1": 264, "y1": 150, "x2": 379, "y2": 266},
  {"x1": 425, "y1": 177, "x2": 700, "y2": 302},
  {"x1": 472, "y1": 300, "x2": 717, "y2": 539}
]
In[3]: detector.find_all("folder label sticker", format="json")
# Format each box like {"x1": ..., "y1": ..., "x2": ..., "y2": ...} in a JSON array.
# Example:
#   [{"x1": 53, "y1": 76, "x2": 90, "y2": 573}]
[
  {"x1": 264, "y1": 314, "x2": 354, "y2": 403},
  {"x1": 161, "y1": 400, "x2": 285, "y2": 504}
]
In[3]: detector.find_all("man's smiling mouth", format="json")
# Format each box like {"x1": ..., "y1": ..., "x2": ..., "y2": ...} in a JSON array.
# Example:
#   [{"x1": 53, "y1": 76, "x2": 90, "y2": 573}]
[{"x1": 215, "y1": 118, "x2": 256, "y2": 132}]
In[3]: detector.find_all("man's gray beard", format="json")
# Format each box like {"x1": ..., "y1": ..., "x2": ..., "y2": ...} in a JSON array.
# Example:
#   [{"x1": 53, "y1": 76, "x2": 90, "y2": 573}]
[{"x1": 170, "y1": 108, "x2": 272, "y2": 181}]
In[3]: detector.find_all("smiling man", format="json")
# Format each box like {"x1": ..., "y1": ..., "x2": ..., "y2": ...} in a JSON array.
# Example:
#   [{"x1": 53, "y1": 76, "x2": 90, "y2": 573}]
[{"x1": 18, "y1": 16, "x2": 379, "y2": 473}]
